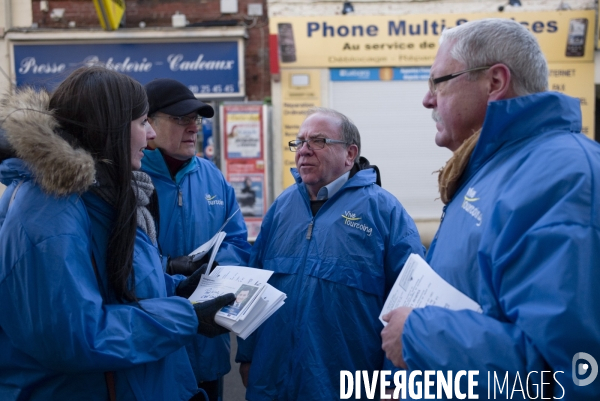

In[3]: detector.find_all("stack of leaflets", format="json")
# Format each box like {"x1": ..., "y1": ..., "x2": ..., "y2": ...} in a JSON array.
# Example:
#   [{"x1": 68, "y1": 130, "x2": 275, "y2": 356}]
[
  {"x1": 187, "y1": 214, "x2": 286, "y2": 338},
  {"x1": 188, "y1": 265, "x2": 286, "y2": 339}
]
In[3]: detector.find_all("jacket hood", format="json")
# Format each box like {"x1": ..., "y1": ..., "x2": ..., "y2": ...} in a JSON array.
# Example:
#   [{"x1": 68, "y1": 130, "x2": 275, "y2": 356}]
[
  {"x1": 350, "y1": 156, "x2": 381, "y2": 187},
  {"x1": 0, "y1": 88, "x2": 96, "y2": 196}
]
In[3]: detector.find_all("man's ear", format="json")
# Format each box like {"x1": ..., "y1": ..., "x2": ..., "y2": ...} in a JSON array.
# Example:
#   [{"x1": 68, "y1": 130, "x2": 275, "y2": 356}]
[
  {"x1": 487, "y1": 64, "x2": 513, "y2": 101},
  {"x1": 346, "y1": 144, "x2": 359, "y2": 167}
]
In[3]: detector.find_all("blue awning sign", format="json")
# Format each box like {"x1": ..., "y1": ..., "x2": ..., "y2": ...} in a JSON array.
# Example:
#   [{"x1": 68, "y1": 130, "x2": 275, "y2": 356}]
[{"x1": 13, "y1": 41, "x2": 243, "y2": 98}]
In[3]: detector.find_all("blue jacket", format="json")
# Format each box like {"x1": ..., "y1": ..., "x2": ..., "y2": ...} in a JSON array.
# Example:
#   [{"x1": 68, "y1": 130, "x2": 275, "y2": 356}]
[
  {"x1": 237, "y1": 166, "x2": 425, "y2": 401},
  {"x1": 0, "y1": 161, "x2": 199, "y2": 400},
  {"x1": 404, "y1": 92, "x2": 600, "y2": 399},
  {"x1": 142, "y1": 149, "x2": 251, "y2": 382}
]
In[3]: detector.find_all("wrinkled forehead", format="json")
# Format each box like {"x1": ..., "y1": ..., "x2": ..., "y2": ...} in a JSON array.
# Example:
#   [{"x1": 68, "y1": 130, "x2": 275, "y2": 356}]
[{"x1": 298, "y1": 113, "x2": 342, "y2": 139}]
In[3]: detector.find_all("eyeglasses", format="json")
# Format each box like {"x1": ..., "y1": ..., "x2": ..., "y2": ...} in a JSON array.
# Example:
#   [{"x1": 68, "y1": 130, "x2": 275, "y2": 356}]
[
  {"x1": 154, "y1": 115, "x2": 203, "y2": 126},
  {"x1": 288, "y1": 137, "x2": 347, "y2": 152},
  {"x1": 428, "y1": 66, "x2": 491, "y2": 96}
]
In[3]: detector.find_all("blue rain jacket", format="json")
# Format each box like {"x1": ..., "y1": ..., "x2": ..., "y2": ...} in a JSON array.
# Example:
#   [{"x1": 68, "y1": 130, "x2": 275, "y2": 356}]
[
  {"x1": 0, "y1": 160, "x2": 198, "y2": 400},
  {"x1": 142, "y1": 149, "x2": 251, "y2": 382},
  {"x1": 237, "y1": 166, "x2": 425, "y2": 401},
  {"x1": 403, "y1": 92, "x2": 600, "y2": 399}
]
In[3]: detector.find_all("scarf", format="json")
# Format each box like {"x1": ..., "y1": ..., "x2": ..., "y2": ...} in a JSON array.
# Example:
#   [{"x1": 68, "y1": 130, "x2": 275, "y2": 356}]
[
  {"x1": 437, "y1": 129, "x2": 481, "y2": 205},
  {"x1": 92, "y1": 169, "x2": 157, "y2": 244},
  {"x1": 131, "y1": 171, "x2": 157, "y2": 244}
]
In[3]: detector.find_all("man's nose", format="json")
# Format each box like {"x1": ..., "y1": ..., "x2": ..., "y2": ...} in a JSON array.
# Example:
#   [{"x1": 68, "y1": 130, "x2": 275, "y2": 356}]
[
  {"x1": 297, "y1": 141, "x2": 313, "y2": 155},
  {"x1": 422, "y1": 90, "x2": 436, "y2": 109},
  {"x1": 186, "y1": 122, "x2": 200, "y2": 133}
]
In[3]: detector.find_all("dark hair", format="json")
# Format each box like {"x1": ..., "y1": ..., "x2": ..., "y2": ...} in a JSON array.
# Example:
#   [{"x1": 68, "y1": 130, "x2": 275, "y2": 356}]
[{"x1": 49, "y1": 66, "x2": 149, "y2": 303}]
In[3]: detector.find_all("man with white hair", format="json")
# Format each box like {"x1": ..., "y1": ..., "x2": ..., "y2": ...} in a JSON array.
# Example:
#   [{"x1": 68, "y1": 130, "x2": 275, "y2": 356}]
[{"x1": 382, "y1": 18, "x2": 600, "y2": 399}]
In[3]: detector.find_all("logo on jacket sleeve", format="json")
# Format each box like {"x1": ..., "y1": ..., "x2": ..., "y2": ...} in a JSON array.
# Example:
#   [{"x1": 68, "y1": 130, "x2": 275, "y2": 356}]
[
  {"x1": 462, "y1": 187, "x2": 483, "y2": 226},
  {"x1": 205, "y1": 193, "x2": 224, "y2": 206},
  {"x1": 341, "y1": 211, "x2": 373, "y2": 236}
]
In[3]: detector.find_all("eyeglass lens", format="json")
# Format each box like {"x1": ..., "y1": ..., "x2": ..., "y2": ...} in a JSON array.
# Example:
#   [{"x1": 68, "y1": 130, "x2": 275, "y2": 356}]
[
  {"x1": 172, "y1": 115, "x2": 202, "y2": 126},
  {"x1": 289, "y1": 138, "x2": 326, "y2": 151}
]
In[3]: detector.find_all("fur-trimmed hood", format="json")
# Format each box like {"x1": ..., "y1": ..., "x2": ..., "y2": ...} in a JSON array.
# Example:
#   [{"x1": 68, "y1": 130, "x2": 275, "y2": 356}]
[{"x1": 0, "y1": 88, "x2": 96, "y2": 196}]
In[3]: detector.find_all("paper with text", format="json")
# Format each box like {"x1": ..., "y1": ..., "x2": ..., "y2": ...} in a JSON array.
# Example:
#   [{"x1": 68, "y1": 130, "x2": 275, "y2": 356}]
[
  {"x1": 188, "y1": 231, "x2": 226, "y2": 266},
  {"x1": 210, "y1": 265, "x2": 273, "y2": 287},
  {"x1": 379, "y1": 253, "x2": 482, "y2": 326},
  {"x1": 188, "y1": 265, "x2": 274, "y2": 321}
]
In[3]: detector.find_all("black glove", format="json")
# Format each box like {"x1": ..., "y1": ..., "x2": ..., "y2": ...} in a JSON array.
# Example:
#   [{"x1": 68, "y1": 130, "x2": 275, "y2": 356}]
[
  {"x1": 167, "y1": 255, "x2": 206, "y2": 276},
  {"x1": 175, "y1": 263, "x2": 208, "y2": 298},
  {"x1": 193, "y1": 293, "x2": 236, "y2": 337}
]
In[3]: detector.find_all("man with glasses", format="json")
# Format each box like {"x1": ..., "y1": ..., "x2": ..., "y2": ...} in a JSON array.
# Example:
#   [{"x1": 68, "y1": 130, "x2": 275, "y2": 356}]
[
  {"x1": 382, "y1": 18, "x2": 600, "y2": 399},
  {"x1": 141, "y1": 78, "x2": 251, "y2": 401},
  {"x1": 236, "y1": 107, "x2": 425, "y2": 400}
]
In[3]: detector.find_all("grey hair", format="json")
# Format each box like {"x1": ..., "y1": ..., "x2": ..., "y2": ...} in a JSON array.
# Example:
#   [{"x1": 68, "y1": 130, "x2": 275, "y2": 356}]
[
  {"x1": 305, "y1": 107, "x2": 361, "y2": 161},
  {"x1": 440, "y1": 18, "x2": 548, "y2": 96}
]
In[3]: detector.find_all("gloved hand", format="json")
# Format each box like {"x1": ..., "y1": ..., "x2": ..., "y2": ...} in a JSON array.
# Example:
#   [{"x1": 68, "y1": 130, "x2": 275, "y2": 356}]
[
  {"x1": 175, "y1": 263, "x2": 208, "y2": 298},
  {"x1": 167, "y1": 255, "x2": 206, "y2": 276},
  {"x1": 193, "y1": 293, "x2": 236, "y2": 337}
]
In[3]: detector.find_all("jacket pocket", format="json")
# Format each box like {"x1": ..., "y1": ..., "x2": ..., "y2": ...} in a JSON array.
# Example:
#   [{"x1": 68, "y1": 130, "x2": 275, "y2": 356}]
[{"x1": 306, "y1": 257, "x2": 384, "y2": 297}]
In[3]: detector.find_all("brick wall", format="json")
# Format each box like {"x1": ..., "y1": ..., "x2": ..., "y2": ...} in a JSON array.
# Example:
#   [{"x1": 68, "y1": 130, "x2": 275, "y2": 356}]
[{"x1": 31, "y1": 0, "x2": 271, "y2": 101}]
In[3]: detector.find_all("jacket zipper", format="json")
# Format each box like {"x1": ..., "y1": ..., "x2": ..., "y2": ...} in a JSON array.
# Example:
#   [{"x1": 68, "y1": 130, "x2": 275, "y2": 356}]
[
  {"x1": 432, "y1": 204, "x2": 447, "y2": 243},
  {"x1": 306, "y1": 220, "x2": 314, "y2": 239}
]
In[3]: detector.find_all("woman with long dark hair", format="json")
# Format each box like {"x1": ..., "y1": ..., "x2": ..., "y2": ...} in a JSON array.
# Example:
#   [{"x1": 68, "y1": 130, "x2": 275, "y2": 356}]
[{"x1": 0, "y1": 66, "x2": 233, "y2": 400}]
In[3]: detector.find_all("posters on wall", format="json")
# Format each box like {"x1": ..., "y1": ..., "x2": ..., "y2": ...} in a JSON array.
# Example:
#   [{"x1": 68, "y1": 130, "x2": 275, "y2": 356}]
[
  {"x1": 229, "y1": 174, "x2": 264, "y2": 218},
  {"x1": 221, "y1": 104, "x2": 268, "y2": 241},
  {"x1": 225, "y1": 110, "x2": 262, "y2": 159}
]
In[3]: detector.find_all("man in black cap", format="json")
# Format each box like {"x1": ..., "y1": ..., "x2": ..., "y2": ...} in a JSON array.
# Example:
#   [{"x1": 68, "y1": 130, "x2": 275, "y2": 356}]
[{"x1": 141, "y1": 78, "x2": 251, "y2": 401}]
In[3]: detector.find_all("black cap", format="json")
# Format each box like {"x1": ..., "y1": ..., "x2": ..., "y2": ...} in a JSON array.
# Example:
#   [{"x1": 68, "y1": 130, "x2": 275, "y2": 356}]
[{"x1": 145, "y1": 78, "x2": 214, "y2": 118}]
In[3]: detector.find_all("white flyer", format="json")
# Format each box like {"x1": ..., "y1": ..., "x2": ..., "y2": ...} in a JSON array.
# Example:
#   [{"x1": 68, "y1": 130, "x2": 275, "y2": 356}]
[{"x1": 379, "y1": 253, "x2": 482, "y2": 325}]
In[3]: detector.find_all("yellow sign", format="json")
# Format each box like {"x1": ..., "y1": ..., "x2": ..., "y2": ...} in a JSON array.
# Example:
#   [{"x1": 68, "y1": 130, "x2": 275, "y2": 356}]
[
  {"x1": 271, "y1": 10, "x2": 595, "y2": 68},
  {"x1": 93, "y1": 0, "x2": 125, "y2": 31},
  {"x1": 281, "y1": 69, "x2": 322, "y2": 189}
]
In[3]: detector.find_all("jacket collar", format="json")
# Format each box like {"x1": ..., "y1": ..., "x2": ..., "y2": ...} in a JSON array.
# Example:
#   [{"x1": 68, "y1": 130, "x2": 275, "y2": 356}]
[
  {"x1": 142, "y1": 148, "x2": 198, "y2": 183},
  {"x1": 291, "y1": 165, "x2": 378, "y2": 195},
  {"x1": 463, "y1": 91, "x2": 581, "y2": 183}
]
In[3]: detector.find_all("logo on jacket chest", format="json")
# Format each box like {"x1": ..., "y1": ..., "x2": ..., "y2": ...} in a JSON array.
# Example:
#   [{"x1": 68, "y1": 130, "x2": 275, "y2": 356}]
[
  {"x1": 341, "y1": 211, "x2": 373, "y2": 236},
  {"x1": 205, "y1": 194, "x2": 224, "y2": 206},
  {"x1": 461, "y1": 187, "x2": 483, "y2": 226}
]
